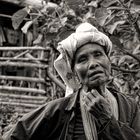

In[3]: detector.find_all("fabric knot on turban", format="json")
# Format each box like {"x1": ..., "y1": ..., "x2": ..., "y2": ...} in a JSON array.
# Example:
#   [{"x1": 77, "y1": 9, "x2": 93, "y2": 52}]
[{"x1": 54, "y1": 22, "x2": 112, "y2": 96}]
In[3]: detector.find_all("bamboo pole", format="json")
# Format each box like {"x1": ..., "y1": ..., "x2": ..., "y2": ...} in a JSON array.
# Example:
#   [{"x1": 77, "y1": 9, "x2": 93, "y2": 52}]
[
  {"x1": 0, "y1": 98, "x2": 45, "y2": 105},
  {"x1": 24, "y1": 52, "x2": 45, "y2": 89},
  {"x1": 0, "y1": 61, "x2": 48, "y2": 69},
  {"x1": 0, "y1": 86, "x2": 46, "y2": 94},
  {"x1": 38, "y1": 50, "x2": 44, "y2": 89},
  {"x1": 0, "y1": 75, "x2": 45, "y2": 83},
  {"x1": 25, "y1": 53, "x2": 40, "y2": 64},
  {"x1": 0, "y1": 102, "x2": 40, "y2": 108},
  {"x1": 0, "y1": 46, "x2": 49, "y2": 51},
  {"x1": 14, "y1": 108, "x2": 35, "y2": 114},
  {"x1": 0, "y1": 92, "x2": 46, "y2": 100},
  {"x1": 0, "y1": 57, "x2": 48, "y2": 62},
  {"x1": 13, "y1": 50, "x2": 30, "y2": 58}
]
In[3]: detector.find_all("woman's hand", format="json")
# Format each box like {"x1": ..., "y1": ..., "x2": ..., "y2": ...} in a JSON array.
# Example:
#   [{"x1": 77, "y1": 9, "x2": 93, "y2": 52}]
[{"x1": 83, "y1": 89, "x2": 112, "y2": 119}]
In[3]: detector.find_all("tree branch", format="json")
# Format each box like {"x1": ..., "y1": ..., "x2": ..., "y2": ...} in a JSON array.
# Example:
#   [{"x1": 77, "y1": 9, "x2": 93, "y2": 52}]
[
  {"x1": 117, "y1": 0, "x2": 140, "y2": 38},
  {"x1": 47, "y1": 69, "x2": 66, "y2": 91},
  {"x1": 112, "y1": 64, "x2": 140, "y2": 73}
]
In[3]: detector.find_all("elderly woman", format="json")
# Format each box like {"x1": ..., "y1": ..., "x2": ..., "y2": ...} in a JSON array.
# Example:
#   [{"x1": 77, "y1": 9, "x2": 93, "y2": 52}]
[{"x1": 3, "y1": 23, "x2": 140, "y2": 140}]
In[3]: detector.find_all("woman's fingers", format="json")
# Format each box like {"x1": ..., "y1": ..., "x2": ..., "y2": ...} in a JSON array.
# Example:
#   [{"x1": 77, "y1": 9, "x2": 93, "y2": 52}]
[
  {"x1": 83, "y1": 89, "x2": 108, "y2": 112},
  {"x1": 81, "y1": 89, "x2": 112, "y2": 119},
  {"x1": 83, "y1": 90, "x2": 100, "y2": 111},
  {"x1": 91, "y1": 89, "x2": 103, "y2": 98}
]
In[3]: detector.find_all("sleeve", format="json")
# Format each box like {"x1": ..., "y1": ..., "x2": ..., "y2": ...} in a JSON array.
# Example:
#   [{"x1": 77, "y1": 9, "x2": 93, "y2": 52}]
[
  {"x1": 98, "y1": 103, "x2": 140, "y2": 140},
  {"x1": 2, "y1": 104, "x2": 51, "y2": 140}
]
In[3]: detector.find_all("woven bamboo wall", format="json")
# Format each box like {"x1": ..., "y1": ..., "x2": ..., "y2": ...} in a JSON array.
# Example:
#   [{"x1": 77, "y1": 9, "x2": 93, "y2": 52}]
[{"x1": 0, "y1": 46, "x2": 65, "y2": 115}]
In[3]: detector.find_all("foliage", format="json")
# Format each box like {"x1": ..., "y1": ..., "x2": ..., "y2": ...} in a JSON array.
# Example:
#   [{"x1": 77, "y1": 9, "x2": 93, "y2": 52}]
[
  {"x1": 0, "y1": 104, "x2": 20, "y2": 135},
  {"x1": 11, "y1": 0, "x2": 140, "y2": 104}
]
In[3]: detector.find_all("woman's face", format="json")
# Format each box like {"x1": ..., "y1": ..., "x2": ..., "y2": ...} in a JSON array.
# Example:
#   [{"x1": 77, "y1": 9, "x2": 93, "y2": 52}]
[{"x1": 73, "y1": 43, "x2": 111, "y2": 90}]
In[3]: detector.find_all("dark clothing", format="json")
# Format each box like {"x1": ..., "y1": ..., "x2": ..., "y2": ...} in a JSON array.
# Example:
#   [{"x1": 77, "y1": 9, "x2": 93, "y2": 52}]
[
  {"x1": 3, "y1": 89, "x2": 140, "y2": 140},
  {"x1": 70, "y1": 100, "x2": 86, "y2": 140}
]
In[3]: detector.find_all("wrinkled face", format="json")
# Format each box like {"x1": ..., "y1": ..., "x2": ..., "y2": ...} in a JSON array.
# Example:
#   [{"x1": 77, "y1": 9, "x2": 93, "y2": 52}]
[{"x1": 73, "y1": 43, "x2": 111, "y2": 90}]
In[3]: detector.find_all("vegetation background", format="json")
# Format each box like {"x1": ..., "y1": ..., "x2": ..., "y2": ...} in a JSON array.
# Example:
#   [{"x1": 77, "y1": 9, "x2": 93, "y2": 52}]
[{"x1": 1, "y1": 0, "x2": 140, "y2": 137}]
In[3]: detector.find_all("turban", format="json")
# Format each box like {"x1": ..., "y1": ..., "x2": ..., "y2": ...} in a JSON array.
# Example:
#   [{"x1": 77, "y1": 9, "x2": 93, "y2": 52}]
[{"x1": 54, "y1": 22, "x2": 112, "y2": 96}]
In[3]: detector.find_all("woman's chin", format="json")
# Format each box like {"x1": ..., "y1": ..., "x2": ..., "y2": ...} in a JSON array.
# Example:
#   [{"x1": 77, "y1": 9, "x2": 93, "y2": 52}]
[{"x1": 87, "y1": 77, "x2": 108, "y2": 89}]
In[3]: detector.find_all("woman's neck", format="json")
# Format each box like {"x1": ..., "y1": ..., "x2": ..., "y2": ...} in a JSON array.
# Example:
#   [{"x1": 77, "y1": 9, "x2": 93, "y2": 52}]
[{"x1": 96, "y1": 85, "x2": 106, "y2": 97}]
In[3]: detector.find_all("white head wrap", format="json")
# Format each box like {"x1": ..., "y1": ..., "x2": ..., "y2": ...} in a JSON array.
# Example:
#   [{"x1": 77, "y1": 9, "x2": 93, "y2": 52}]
[{"x1": 54, "y1": 22, "x2": 112, "y2": 96}]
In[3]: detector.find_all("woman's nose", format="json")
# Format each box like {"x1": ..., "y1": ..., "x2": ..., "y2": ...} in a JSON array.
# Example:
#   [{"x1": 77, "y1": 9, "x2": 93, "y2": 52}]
[{"x1": 88, "y1": 60, "x2": 99, "y2": 69}]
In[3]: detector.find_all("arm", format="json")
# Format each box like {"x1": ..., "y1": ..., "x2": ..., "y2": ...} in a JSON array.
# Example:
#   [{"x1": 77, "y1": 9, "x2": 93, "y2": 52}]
[
  {"x1": 2, "y1": 98, "x2": 68, "y2": 140},
  {"x1": 98, "y1": 113, "x2": 140, "y2": 140},
  {"x1": 3, "y1": 104, "x2": 50, "y2": 140},
  {"x1": 84, "y1": 89, "x2": 140, "y2": 140}
]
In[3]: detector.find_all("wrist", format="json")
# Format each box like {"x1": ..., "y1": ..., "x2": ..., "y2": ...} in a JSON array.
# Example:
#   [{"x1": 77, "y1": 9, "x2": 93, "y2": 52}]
[
  {"x1": 97, "y1": 114, "x2": 113, "y2": 134},
  {"x1": 98, "y1": 112, "x2": 112, "y2": 126}
]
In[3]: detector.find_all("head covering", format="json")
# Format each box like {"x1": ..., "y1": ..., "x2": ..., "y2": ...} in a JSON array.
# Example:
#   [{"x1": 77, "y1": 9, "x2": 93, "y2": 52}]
[{"x1": 54, "y1": 22, "x2": 112, "y2": 96}]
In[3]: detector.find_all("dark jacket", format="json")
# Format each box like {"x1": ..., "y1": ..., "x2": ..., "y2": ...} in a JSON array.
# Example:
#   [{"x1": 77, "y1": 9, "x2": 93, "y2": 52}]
[{"x1": 3, "y1": 89, "x2": 140, "y2": 140}]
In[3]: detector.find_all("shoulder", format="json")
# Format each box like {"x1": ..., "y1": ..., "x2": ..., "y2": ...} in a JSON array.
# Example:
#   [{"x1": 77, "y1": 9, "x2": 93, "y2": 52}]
[
  {"x1": 21, "y1": 96, "x2": 70, "y2": 121},
  {"x1": 43, "y1": 96, "x2": 70, "y2": 112},
  {"x1": 117, "y1": 91, "x2": 137, "y2": 107},
  {"x1": 109, "y1": 88, "x2": 140, "y2": 123},
  {"x1": 110, "y1": 88, "x2": 137, "y2": 105},
  {"x1": 110, "y1": 88, "x2": 138, "y2": 113}
]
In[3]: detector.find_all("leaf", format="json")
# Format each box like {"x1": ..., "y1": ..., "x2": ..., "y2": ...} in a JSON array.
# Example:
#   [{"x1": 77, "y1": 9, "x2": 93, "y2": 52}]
[
  {"x1": 133, "y1": 0, "x2": 140, "y2": 5},
  {"x1": 12, "y1": 7, "x2": 31, "y2": 30},
  {"x1": 100, "y1": 0, "x2": 117, "y2": 7},
  {"x1": 67, "y1": 9, "x2": 76, "y2": 17},
  {"x1": 83, "y1": 11, "x2": 93, "y2": 21},
  {"x1": 133, "y1": 79, "x2": 140, "y2": 89},
  {"x1": 110, "y1": 55, "x2": 119, "y2": 65},
  {"x1": 41, "y1": 2, "x2": 59, "y2": 13},
  {"x1": 58, "y1": 27, "x2": 74, "y2": 41},
  {"x1": 133, "y1": 44, "x2": 140, "y2": 55},
  {"x1": 27, "y1": 31, "x2": 33, "y2": 46},
  {"x1": 135, "y1": 71, "x2": 140, "y2": 79},
  {"x1": 60, "y1": 17, "x2": 68, "y2": 26},
  {"x1": 48, "y1": 22, "x2": 62, "y2": 33},
  {"x1": 22, "y1": 0, "x2": 46, "y2": 8},
  {"x1": 88, "y1": 1, "x2": 98, "y2": 8},
  {"x1": 131, "y1": 2, "x2": 140, "y2": 12},
  {"x1": 107, "y1": 20, "x2": 125, "y2": 34},
  {"x1": 118, "y1": 55, "x2": 134, "y2": 67},
  {"x1": 65, "y1": 0, "x2": 84, "y2": 10},
  {"x1": 110, "y1": 36, "x2": 122, "y2": 48},
  {"x1": 33, "y1": 34, "x2": 43, "y2": 45},
  {"x1": 95, "y1": 8, "x2": 110, "y2": 26},
  {"x1": 21, "y1": 21, "x2": 33, "y2": 34}
]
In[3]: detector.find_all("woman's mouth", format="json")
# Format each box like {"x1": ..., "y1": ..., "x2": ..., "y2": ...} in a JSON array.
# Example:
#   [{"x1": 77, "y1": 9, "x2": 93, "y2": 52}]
[{"x1": 88, "y1": 71, "x2": 104, "y2": 80}]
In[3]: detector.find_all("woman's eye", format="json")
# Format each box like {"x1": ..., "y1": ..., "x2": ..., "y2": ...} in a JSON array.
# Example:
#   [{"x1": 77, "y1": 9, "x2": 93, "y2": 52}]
[
  {"x1": 94, "y1": 51, "x2": 102, "y2": 57},
  {"x1": 78, "y1": 56, "x2": 87, "y2": 63}
]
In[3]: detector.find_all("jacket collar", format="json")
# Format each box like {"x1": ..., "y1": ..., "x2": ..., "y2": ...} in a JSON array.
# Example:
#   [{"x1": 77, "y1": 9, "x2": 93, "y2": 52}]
[
  {"x1": 64, "y1": 87, "x2": 120, "y2": 111},
  {"x1": 65, "y1": 90, "x2": 80, "y2": 111}
]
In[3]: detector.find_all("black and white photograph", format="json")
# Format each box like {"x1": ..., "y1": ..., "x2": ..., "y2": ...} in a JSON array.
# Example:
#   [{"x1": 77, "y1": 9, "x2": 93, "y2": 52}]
[{"x1": 0, "y1": 0, "x2": 140, "y2": 139}]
